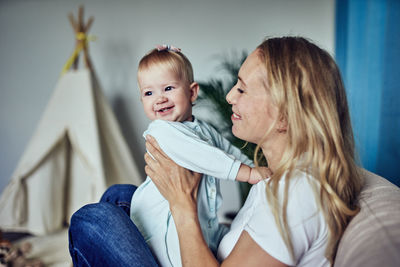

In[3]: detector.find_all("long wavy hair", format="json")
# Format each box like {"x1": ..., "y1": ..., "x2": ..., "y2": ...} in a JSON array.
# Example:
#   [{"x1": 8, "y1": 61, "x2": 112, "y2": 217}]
[{"x1": 255, "y1": 37, "x2": 363, "y2": 264}]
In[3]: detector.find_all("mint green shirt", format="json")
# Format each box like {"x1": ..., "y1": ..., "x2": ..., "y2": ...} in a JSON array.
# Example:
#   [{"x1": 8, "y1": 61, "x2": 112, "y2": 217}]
[{"x1": 130, "y1": 118, "x2": 253, "y2": 267}]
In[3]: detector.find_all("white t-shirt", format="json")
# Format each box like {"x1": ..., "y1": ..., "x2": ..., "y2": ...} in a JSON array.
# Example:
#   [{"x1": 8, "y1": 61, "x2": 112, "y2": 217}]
[{"x1": 217, "y1": 171, "x2": 329, "y2": 266}]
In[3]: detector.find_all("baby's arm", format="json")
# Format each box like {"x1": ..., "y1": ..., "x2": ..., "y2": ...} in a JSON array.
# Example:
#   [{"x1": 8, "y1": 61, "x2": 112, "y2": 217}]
[
  {"x1": 236, "y1": 165, "x2": 272, "y2": 184},
  {"x1": 144, "y1": 120, "x2": 243, "y2": 181},
  {"x1": 205, "y1": 124, "x2": 253, "y2": 166}
]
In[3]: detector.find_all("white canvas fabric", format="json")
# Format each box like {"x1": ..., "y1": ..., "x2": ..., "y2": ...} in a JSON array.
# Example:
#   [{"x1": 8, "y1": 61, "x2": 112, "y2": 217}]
[{"x1": 0, "y1": 69, "x2": 142, "y2": 235}]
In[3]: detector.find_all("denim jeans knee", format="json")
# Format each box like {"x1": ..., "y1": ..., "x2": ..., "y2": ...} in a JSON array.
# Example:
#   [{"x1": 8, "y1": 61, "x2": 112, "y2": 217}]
[
  {"x1": 69, "y1": 202, "x2": 158, "y2": 267},
  {"x1": 100, "y1": 184, "x2": 137, "y2": 216}
]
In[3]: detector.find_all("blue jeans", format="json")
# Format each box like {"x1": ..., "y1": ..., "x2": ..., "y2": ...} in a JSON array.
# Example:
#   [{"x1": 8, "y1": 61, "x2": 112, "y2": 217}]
[{"x1": 68, "y1": 184, "x2": 159, "y2": 267}]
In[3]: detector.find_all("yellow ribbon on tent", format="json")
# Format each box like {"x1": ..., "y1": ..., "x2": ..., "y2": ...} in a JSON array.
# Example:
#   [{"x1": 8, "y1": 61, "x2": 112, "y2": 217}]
[{"x1": 61, "y1": 32, "x2": 96, "y2": 75}]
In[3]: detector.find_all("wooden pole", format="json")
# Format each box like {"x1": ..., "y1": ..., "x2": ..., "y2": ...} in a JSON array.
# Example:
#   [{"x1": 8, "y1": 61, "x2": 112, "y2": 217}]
[{"x1": 67, "y1": 5, "x2": 94, "y2": 72}]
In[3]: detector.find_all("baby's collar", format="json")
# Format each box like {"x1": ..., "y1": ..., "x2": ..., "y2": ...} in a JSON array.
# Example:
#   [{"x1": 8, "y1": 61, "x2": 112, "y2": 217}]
[{"x1": 183, "y1": 115, "x2": 197, "y2": 125}]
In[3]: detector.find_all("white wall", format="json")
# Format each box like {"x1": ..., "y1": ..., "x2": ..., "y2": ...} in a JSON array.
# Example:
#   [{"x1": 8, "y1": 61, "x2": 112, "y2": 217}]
[{"x1": 0, "y1": 0, "x2": 335, "y2": 219}]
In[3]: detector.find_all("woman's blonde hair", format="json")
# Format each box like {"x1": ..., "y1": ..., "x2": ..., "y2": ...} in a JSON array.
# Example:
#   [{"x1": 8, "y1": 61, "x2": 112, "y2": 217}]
[
  {"x1": 138, "y1": 48, "x2": 194, "y2": 85},
  {"x1": 255, "y1": 37, "x2": 363, "y2": 264}
]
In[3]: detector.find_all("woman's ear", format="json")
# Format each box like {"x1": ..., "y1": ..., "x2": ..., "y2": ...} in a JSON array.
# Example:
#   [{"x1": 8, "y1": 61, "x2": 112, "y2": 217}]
[
  {"x1": 189, "y1": 82, "x2": 199, "y2": 103},
  {"x1": 277, "y1": 115, "x2": 288, "y2": 133}
]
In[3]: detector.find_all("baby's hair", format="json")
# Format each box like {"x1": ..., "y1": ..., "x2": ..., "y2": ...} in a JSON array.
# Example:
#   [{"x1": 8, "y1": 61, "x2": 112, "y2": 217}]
[{"x1": 138, "y1": 47, "x2": 194, "y2": 85}]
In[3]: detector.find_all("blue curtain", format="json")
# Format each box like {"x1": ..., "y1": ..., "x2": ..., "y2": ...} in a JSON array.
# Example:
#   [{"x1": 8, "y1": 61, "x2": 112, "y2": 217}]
[{"x1": 335, "y1": 0, "x2": 400, "y2": 186}]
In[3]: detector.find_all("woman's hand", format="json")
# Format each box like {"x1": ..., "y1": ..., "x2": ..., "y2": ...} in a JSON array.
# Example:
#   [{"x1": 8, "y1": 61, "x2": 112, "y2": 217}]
[
  {"x1": 144, "y1": 135, "x2": 202, "y2": 214},
  {"x1": 145, "y1": 135, "x2": 220, "y2": 267}
]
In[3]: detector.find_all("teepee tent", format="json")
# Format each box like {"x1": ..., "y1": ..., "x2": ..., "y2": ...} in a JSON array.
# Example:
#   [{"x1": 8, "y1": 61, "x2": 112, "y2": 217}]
[{"x1": 0, "y1": 7, "x2": 142, "y2": 236}]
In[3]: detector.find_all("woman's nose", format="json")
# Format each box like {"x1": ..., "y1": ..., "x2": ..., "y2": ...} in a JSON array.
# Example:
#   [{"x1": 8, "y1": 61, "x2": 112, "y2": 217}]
[{"x1": 226, "y1": 87, "x2": 235, "y2": 104}]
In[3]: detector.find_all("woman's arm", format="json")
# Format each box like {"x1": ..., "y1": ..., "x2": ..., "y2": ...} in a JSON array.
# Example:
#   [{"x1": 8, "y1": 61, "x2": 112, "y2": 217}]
[{"x1": 144, "y1": 135, "x2": 288, "y2": 267}]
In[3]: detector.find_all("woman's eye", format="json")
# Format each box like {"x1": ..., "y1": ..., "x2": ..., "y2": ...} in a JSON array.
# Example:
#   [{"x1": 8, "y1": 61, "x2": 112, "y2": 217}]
[
  {"x1": 237, "y1": 88, "x2": 244, "y2": 94},
  {"x1": 144, "y1": 91, "x2": 152, "y2": 96},
  {"x1": 165, "y1": 86, "x2": 173, "y2": 91}
]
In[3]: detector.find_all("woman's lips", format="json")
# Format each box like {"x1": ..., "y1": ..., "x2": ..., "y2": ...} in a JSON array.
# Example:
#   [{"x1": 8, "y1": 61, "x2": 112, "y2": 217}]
[{"x1": 231, "y1": 112, "x2": 241, "y2": 120}]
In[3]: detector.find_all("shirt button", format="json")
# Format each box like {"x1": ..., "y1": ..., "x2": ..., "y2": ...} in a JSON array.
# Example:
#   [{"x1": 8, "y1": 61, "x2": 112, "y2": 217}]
[{"x1": 210, "y1": 188, "x2": 216, "y2": 199}]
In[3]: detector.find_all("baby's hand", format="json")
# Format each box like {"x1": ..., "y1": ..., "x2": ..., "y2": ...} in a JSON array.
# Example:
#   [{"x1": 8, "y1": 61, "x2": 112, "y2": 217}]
[{"x1": 248, "y1": 167, "x2": 273, "y2": 184}]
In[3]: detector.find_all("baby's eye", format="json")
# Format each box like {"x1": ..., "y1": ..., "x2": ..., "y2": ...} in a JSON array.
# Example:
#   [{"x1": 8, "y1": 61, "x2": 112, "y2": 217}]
[
  {"x1": 144, "y1": 91, "x2": 152, "y2": 96},
  {"x1": 165, "y1": 86, "x2": 174, "y2": 91}
]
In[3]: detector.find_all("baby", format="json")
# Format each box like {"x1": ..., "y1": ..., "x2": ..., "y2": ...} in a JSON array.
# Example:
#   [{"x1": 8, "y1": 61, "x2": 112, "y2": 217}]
[{"x1": 130, "y1": 45, "x2": 269, "y2": 267}]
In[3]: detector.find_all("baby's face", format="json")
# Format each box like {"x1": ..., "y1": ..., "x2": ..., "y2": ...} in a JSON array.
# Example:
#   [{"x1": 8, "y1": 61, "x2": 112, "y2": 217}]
[{"x1": 139, "y1": 66, "x2": 194, "y2": 122}]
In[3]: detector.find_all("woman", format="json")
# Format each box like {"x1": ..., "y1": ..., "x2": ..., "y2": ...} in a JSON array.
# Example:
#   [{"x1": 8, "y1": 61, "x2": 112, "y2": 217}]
[
  {"x1": 144, "y1": 36, "x2": 363, "y2": 266},
  {"x1": 68, "y1": 36, "x2": 362, "y2": 266}
]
